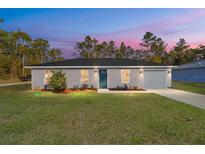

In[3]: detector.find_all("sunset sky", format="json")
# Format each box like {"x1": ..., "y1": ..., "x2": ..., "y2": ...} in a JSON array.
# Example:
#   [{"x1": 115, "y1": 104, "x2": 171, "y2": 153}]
[{"x1": 1, "y1": 8, "x2": 205, "y2": 58}]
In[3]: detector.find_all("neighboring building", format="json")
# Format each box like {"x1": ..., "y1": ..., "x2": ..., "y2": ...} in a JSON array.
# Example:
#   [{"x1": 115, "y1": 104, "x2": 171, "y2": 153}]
[
  {"x1": 25, "y1": 58, "x2": 176, "y2": 89},
  {"x1": 173, "y1": 59, "x2": 205, "y2": 82}
]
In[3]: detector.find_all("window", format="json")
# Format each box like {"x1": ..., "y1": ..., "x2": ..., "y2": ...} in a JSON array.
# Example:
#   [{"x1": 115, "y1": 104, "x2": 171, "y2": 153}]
[
  {"x1": 44, "y1": 70, "x2": 53, "y2": 84},
  {"x1": 121, "y1": 69, "x2": 130, "y2": 83},
  {"x1": 81, "y1": 70, "x2": 89, "y2": 83}
]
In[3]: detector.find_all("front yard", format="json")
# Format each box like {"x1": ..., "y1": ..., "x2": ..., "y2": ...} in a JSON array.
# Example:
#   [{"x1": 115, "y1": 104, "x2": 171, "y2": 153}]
[
  {"x1": 172, "y1": 81, "x2": 205, "y2": 95},
  {"x1": 0, "y1": 84, "x2": 205, "y2": 144}
]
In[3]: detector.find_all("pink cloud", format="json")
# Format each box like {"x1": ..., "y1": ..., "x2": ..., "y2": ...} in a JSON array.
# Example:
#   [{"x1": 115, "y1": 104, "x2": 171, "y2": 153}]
[
  {"x1": 29, "y1": 9, "x2": 205, "y2": 58},
  {"x1": 189, "y1": 40, "x2": 205, "y2": 48},
  {"x1": 91, "y1": 9, "x2": 205, "y2": 51}
]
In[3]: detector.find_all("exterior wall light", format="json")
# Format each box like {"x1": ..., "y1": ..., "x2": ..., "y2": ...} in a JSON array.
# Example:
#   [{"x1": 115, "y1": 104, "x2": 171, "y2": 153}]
[
  {"x1": 168, "y1": 70, "x2": 171, "y2": 74},
  {"x1": 139, "y1": 70, "x2": 143, "y2": 74}
]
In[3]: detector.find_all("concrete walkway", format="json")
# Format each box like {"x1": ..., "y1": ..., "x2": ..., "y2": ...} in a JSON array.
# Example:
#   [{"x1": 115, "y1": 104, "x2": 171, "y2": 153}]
[
  {"x1": 0, "y1": 82, "x2": 31, "y2": 87},
  {"x1": 97, "y1": 89, "x2": 151, "y2": 93},
  {"x1": 148, "y1": 89, "x2": 205, "y2": 110}
]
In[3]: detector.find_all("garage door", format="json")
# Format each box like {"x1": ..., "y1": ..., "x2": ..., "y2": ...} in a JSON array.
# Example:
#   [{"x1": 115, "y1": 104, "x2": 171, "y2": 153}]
[{"x1": 144, "y1": 70, "x2": 166, "y2": 89}]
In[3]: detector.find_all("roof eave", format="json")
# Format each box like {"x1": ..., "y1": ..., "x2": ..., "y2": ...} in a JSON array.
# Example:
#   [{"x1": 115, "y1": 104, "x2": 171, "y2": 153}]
[{"x1": 25, "y1": 65, "x2": 178, "y2": 69}]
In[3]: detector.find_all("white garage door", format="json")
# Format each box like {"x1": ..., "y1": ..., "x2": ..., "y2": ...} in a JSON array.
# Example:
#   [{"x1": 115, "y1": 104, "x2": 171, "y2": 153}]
[{"x1": 144, "y1": 70, "x2": 166, "y2": 89}]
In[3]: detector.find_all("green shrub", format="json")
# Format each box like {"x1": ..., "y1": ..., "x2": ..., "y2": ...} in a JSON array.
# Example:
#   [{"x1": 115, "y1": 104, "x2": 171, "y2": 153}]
[{"x1": 48, "y1": 71, "x2": 67, "y2": 92}]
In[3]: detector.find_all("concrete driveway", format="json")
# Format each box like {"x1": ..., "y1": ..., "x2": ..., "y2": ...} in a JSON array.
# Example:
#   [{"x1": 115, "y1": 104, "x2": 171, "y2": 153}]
[{"x1": 148, "y1": 89, "x2": 205, "y2": 110}]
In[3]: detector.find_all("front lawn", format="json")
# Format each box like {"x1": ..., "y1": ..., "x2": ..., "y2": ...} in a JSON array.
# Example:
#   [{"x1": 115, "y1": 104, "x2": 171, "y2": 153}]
[
  {"x1": 0, "y1": 84, "x2": 205, "y2": 144},
  {"x1": 172, "y1": 80, "x2": 205, "y2": 95}
]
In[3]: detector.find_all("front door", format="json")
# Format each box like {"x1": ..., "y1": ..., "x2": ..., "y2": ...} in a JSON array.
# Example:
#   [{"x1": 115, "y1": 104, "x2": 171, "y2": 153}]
[{"x1": 99, "y1": 69, "x2": 107, "y2": 88}]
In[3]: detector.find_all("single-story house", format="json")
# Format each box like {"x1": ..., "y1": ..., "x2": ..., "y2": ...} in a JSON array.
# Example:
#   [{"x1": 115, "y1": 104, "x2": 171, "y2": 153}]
[
  {"x1": 173, "y1": 59, "x2": 205, "y2": 82},
  {"x1": 25, "y1": 58, "x2": 177, "y2": 89}
]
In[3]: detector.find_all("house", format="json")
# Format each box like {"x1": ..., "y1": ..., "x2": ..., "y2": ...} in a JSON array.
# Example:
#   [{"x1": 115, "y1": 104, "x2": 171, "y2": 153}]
[
  {"x1": 25, "y1": 58, "x2": 177, "y2": 89},
  {"x1": 173, "y1": 59, "x2": 205, "y2": 82}
]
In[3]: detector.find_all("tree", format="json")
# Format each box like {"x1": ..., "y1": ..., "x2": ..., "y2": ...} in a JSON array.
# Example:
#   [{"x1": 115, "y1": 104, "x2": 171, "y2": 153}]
[
  {"x1": 174, "y1": 38, "x2": 190, "y2": 53},
  {"x1": 75, "y1": 36, "x2": 118, "y2": 58},
  {"x1": 0, "y1": 53, "x2": 11, "y2": 79},
  {"x1": 139, "y1": 32, "x2": 167, "y2": 63},
  {"x1": 48, "y1": 71, "x2": 67, "y2": 92},
  {"x1": 125, "y1": 46, "x2": 135, "y2": 58},
  {"x1": 99, "y1": 41, "x2": 108, "y2": 58},
  {"x1": 47, "y1": 48, "x2": 64, "y2": 61},
  {"x1": 0, "y1": 30, "x2": 33, "y2": 79},
  {"x1": 74, "y1": 36, "x2": 98, "y2": 58},
  {"x1": 106, "y1": 41, "x2": 117, "y2": 58},
  {"x1": 0, "y1": 26, "x2": 59, "y2": 80},
  {"x1": 115, "y1": 42, "x2": 127, "y2": 58},
  {"x1": 150, "y1": 37, "x2": 167, "y2": 54},
  {"x1": 0, "y1": 31, "x2": 22, "y2": 79},
  {"x1": 0, "y1": 29, "x2": 8, "y2": 52},
  {"x1": 31, "y1": 38, "x2": 50, "y2": 64},
  {"x1": 193, "y1": 45, "x2": 205, "y2": 60},
  {"x1": 139, "y1": 32, "x2": 156, "y2": 51},
  {"x1": 170, "y1": 38, "x2": 190, "y2": 65},
  {"x1": 14, "y1": 30, "x2": 32, "y2": 76}
]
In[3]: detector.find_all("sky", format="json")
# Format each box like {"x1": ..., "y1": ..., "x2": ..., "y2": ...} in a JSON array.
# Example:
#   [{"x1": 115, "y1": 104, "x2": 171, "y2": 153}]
[{"x1": 0, "y1": 8, "x2": 205, "y2": 58}]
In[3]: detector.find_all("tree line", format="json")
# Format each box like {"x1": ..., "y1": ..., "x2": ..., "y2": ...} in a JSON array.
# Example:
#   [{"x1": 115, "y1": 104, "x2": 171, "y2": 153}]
[
  {"x1": 1, "y1": 17, "x2": 205, "y2": 81},
  {"x1": 0, "y1": 19, "x2": 63, "y2": 80},
  {"x1": 74, "y1": 32, "x2": 205, "y2": 65}
]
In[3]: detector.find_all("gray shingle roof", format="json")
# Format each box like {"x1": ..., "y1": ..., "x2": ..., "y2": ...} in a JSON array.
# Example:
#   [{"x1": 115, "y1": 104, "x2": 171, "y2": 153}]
[
  {"x1": 176, "y1": 59, "x2": 205, "y2": 69},
  {"x1": 27, "y1": 58, "x2": 169, "y2": 67}
]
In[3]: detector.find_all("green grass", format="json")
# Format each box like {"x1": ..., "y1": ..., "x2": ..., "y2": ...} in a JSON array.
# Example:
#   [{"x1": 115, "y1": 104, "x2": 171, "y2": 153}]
[
  {"x1": 172, "y1": 81, "x2": 205, "y2": 95},
  {"x1": 0, "y1": 84, "x2": 205, "y2": 144}
]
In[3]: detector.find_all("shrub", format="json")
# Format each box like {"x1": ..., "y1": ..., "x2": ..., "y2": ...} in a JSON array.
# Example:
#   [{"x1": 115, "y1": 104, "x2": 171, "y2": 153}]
[
  {"x1": 81, "y1": 83, "x2": 88, "y2": 89},
  {"x1": 123, "y1": 84, "x2": 128, "y2": 90},
  {"x1": 73, "y1": 85, "x2": 79, "y2": 90},
  {"x1": 90, "y1": 84, "x2": 94, "y2": 89},
  {"x1": 116, "y1": 84, "x2": 128, "y2": 90},
  {"x1": 48, "y1": 71, "x2": 67, "y2": 92}
]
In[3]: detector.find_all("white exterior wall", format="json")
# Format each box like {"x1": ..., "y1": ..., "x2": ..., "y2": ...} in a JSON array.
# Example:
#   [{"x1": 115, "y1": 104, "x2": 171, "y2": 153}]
[
  {"x1": 166, "y1": 69, "x2": 172, "y2": 88},
  {"x1": 31, "y1": 69, "x2": 98, "y2": 89},
  {"x1": 137, "y1": 69, "x2": 144, "y2": 89},
  {"x1": 31, "y1": 68, "x2": 172, "y2": 89},
  {"x1": 62, "y1": 69, "x2": 98, "y2": 88},
  {"x1": 107, "y1": 69, "x2": 138, "y2": 88},
  {"x1": 107, "y1": 68, "x2": 171, "y2": 89},
  {"x1": 31, "y1": 69, "x2": 45, "y2": 89}
]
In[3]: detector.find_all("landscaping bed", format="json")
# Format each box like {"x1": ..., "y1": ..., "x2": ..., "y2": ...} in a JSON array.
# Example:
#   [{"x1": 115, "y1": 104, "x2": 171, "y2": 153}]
[
  {"x1": 63, "y1": 88, "x2": 97, "y2": 94},
  {"x1": 109, "y1": 85, "x2": 145, "y2": 91},
  {"x1": 109, "y1": 88, "x2": 145, "y2": 91},
  {"x1": 30, "y1": 88, "x2": 97, "y2": 95}
]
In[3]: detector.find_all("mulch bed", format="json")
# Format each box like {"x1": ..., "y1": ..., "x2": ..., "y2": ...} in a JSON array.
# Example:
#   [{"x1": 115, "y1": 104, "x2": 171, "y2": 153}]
[
  {"x1": 109, "y1": 88, "x2": 145, "y2": 91},
  {"x1": 63, "y1": 89, "x2": 97, "y2": 94},
  {"x1": 30, "y1": 89, "x2": 97, "y2": 94}
]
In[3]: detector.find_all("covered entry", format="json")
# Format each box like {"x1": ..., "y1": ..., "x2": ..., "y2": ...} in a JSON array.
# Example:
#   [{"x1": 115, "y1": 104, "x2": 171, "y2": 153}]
[{"x1": 144, "y1": 70, "x2": 166, "y2": 89}]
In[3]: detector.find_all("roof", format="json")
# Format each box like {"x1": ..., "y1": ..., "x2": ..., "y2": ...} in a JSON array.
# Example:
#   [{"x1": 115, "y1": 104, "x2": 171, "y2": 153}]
[
  {"x1": 175, "y1": 59, "x2": 205, "y2": 70},
  {"x1": 25, "y1": 58, "x2": 174, "y2": 68}
]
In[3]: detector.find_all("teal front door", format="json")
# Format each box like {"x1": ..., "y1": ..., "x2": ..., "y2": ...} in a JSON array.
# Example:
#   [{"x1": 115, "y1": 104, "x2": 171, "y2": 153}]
[{"x1": 99, "y1": 69, "x2": 107, "y2": 88}]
